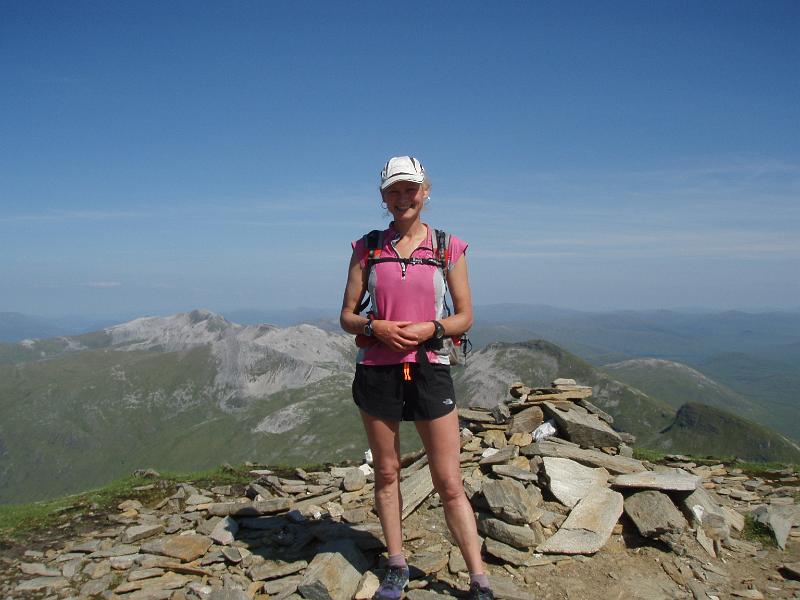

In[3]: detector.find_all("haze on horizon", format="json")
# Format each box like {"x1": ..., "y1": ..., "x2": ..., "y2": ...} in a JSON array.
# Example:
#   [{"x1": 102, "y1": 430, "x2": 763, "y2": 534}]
[{"x1": 2, "y1": 2, "x2": 798, "y2": 318}]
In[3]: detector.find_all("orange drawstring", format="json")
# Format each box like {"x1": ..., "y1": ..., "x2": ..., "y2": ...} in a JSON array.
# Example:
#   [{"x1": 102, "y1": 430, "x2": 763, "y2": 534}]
[{"x1": 402, "y1": 362, "x2": 412, "y2": 381}]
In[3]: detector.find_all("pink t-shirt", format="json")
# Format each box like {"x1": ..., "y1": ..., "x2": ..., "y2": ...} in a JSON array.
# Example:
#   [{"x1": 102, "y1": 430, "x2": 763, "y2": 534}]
[{"x1": 351, "y1": 223, "x2": 468, "y2": 365}]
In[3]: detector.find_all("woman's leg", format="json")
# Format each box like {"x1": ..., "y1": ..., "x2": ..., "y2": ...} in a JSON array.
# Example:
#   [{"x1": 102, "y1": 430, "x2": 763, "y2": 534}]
[
  {"x1": 415, "y1": 410, "x2": 485, "y2": 575},
  {"x1": 360, "y1": 409, "x2": 404, "y2": 556}
]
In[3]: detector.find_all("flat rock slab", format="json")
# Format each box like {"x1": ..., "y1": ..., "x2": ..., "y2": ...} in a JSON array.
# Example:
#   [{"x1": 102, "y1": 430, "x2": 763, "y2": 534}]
[
  {"x1": 15, "y1": 577, "x2": 70, "y2": 592},
  {"x1": 208, "y1": 587, "x2": 251, "y2": 600},
  {"x1": 541, "y1": 402, "x2": 621, "y2": 448},
  {"x1": 576, "y1": 398, "x2": 613, "y2": 424},
  {"x1": 208, "y1": 498, "x2": 293, "y2": 516},
  {"x1": 297, "y1": 539, "x2": 368, "y2": 600},
  {"x1": 410, "y1": 551, "x2": 449, "y2": 576},
  {"x1": 406, "y1": 591, "x2": 451, "y2": 600},
  {"x1": 115, "y1": 572, "x2": 189, "y2": 593},
  {"x1": 186, "y1": 493, "x2": 214, "y2": 505},
  {"x1": 400, "y1": 465, "x2": 434, "y2": 519},
  {"x1": 19, "y1": 563, "x2": 61, "y2": 576},
  {"x1": 141, "y1": 534, "x2": 213, "y2": 562},
  {"x1": 89, "y1": 543, "x2": 141, "y2": 558},
  {"x1": 122, "y1": 524, "x2": 165, "y2": 544},
  {"x1": 521, "y1": 440, "x2": 645, "y2": 474},
  {"x1": 458, "y1": 409, "x2": 496, "y2": 423},
  {"x1": 484, "y1": 537, "x2": 533, "y2": 566},
  {"x1": 477, "y1": 516, "x2": 538, "y2": 549},
  {"x1": 489, "y1": 576, "x2": 533, "y2": 600},
  {"x1": 681, "y1": 487, "x2": 731, "y2": 539},
  {"x1": 508, "y1": 405, "x2": 544, "y2": 434},
  {"x1": 210, "y1": 516, "x2": 239, "y2": 545},
  {"x1": 482, "y1": 478, "x2": 540, "y2": 525},
  {"x1": 542, "y1": 457, "x2": 609, "y2": 508},
  {"x1": 538, "y1": 487, "x2": 623, "y2": 555},
  {"x1": 730, "y1": 590, "x2": 765, "y2": 599},
  {"x1": 491, "y1": 464, "x2": 538, "y2": 482},
  {"x1": 752, "y1": 504, "x2": 794, "y2": 550},
  {"x1": 249, "y1": 560, "x2": 308, "y2": 581},
  {"x1": 624, "y1": 490, "x2": 688, "y2": 538},
  {"x1": 479, "y1": 445, "x2": 517, "y2": 466},
  {"x1": 72, "y1": 539, "x2": 103, "y2": 553},
  {"x1": 482, "y1": 429, "x2": 507, "y2": 448},
  {"x1": 612, "y1": 469, "x2": 700, "y2": 491}
]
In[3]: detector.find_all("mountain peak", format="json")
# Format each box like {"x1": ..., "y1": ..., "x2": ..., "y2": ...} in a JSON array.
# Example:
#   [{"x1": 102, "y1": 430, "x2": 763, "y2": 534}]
[{"x1": 106, "y1": 309, "x2": 237, "y2": 351}]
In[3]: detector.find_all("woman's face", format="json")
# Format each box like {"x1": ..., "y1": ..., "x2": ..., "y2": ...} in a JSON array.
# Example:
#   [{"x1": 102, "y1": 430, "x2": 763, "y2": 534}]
[{"x1": 382, "y1": 180, "x2": 428, "y2": 222}]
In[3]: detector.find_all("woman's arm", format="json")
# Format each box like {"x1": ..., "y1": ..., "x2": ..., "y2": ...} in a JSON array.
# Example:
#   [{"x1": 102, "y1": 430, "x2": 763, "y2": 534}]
[
  {"x1": 339, "y1": 249, "x2": 370, "y2": 336},
  {"x1": 339, "y1": 248, "x2": 419, "y2": 352},
  {"x1": 442, "y1": 253, "x2": 474, "y2": 335}
]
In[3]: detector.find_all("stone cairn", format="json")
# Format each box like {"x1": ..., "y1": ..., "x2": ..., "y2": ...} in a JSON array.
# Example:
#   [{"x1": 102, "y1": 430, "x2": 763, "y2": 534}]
[{"x1": 5, "y1": 379, "x2": 800, "y2": 600}]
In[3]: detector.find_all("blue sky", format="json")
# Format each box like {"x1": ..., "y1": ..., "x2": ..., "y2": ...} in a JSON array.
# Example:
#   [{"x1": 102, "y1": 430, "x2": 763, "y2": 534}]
[{"x1": 1, "y1": 1, "x2": 798, "y2": 318}]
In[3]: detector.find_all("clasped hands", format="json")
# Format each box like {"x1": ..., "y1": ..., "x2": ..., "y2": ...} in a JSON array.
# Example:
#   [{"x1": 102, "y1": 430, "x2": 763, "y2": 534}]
[{"x1": 370, "y1": 320, "x2": 436, "y2": 353}]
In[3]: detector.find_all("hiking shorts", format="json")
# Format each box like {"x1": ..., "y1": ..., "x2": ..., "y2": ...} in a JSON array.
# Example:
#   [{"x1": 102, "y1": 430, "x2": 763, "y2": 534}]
[{"x1": 352, "y1": 362, "x2": 457, "y2": 422}]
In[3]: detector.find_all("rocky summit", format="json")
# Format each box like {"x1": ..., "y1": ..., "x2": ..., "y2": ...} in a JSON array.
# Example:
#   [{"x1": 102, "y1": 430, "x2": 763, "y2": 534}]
[{"x1": 2, "y1": 380, "x2": 800, "y2": 600}]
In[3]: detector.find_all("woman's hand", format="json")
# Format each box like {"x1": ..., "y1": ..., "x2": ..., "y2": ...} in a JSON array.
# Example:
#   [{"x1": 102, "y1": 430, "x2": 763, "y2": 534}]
[
  {"x1": 372, "y1": 320, "x2": 419, "y2": 352},
  {"x1": 397, "y1": 321, "x2": 436, "y2": 345}
]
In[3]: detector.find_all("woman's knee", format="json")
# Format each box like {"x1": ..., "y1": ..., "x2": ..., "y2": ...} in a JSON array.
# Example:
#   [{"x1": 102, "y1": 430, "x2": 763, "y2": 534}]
[
  {"x1": 374, "y1": 461, "x2": 401, "y2": 488},
  {"x1": 435, "y1": 475, "x2": 466, "y2": 504}
]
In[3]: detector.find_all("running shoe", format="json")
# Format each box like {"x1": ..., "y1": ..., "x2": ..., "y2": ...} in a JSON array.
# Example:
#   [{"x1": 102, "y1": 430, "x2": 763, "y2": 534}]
[
  {"x1": 466, "y1": 581, "x2": 495, "y2": 600},
  {"x1": 372, "y1": 565, "x2": 410, "y2": 600}
]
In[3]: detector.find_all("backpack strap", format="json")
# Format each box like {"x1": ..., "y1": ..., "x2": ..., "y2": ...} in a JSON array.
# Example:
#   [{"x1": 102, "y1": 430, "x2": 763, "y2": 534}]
[
  {"x1": 357, "y1": 227, "x2": 453, "y2": 315},
  {"x1": 432, "y1": 229, "x2": 451, "y2": 271},
  {"x1": 432, "y1": 228, "x2": 453, "y2": 317},
  {"x1": 357, "y1": 229, "x2": 384, "y2": 314}
]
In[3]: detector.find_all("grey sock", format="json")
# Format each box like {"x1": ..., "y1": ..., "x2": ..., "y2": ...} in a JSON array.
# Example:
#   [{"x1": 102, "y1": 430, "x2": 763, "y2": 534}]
[
  {"x1": 387, "y1": 553, "x2": 407, "y2": 569},
  {"x1": 470, "y1": 573, "x2": 490, "y2": 589}
]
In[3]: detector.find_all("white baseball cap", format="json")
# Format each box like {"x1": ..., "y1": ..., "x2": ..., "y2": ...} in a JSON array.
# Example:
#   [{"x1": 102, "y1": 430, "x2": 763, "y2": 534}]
[{"x1": 380, "y1": 156, "x2": 426, "y2": 190}]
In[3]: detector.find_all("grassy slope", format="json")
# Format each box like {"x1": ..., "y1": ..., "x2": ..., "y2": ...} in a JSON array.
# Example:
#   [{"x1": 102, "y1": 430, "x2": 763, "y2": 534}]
[
  {"x1": 2, "y1": 333, "x2": 796, "y2": 504},
  {"x1": 601, "y1": 359, "x2": 760, "y2": 417},
  {"x1": 0, "y1": 345, "x2": 419, "y2": 504},
  {"x1": 651, "y1": 403, "x2": 800, "y2": 463},
  {"x1": 0, "y1": 346, "x2": 220, "y2": 503},
  {"x1": 693, "y1": 352, "x2": 800, "y2": 441}
]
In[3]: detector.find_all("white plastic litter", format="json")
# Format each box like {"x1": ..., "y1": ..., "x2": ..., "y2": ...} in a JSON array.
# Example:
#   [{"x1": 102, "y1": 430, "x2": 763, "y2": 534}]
[
  {"x1": 691, "y1": 504, "x2": 705, "y2": 522},
  {"x1": 532, "y1": 419, "x2": 557, "y2": 442},
  {"x1": 364, "y1": 448, "x2": 373, "y2": 465}
]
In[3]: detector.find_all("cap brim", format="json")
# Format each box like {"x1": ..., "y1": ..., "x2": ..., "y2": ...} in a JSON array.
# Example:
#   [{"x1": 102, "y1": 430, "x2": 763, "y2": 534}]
[{"x1": 380, "y1": 174, "x2": 425, "y2": 190}]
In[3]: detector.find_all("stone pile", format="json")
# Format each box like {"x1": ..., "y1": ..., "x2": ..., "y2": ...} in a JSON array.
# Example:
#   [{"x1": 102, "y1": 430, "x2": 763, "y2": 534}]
[{"x1": 4, "y1": 379, "x2": 800, "y2": 599}]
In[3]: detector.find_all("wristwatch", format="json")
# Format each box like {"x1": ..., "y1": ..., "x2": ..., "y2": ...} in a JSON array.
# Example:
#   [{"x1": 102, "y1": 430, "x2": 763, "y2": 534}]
[
  {"x1": 363, "y1": 320, "x2": 374, "y2": 337},
  {"x1": 432, "y1": 320, "x2": 445, "y2": 340}
]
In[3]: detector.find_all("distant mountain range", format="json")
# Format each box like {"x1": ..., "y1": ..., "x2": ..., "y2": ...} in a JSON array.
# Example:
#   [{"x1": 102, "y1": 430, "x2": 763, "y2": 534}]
[
  {"x1": 1, "y1": 309, "x2": 799, "y2": 504},
  {"x1": 0, "y1": 312, "x2": 125, "y2": 343}
]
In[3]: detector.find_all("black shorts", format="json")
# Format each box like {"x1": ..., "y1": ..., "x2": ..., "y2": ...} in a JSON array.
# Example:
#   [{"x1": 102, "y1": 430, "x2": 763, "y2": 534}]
[{"x1": 352, "y1": 362, "x2": 457, "y2": 422}]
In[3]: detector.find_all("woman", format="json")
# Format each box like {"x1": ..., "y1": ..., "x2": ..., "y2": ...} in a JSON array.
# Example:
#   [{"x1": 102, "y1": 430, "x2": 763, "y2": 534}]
[{"x1": 340, "y1": 156, "x2": 493, "y2": 600}]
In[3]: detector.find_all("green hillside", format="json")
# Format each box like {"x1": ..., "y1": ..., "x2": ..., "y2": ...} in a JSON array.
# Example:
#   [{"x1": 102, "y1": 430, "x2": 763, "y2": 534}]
[
  {"x1": 0, "y1": 343, "x2": 422, "y2": 504},
  {"x1": 601, "y1": 359, "x2": 759, "y2": 417},
  {"x1": 2, "y1": 325, "x2": 797, "y2": 505},
  {"x1": 693, "y1": 352, "x2": 800, "y2": 442},
  {"x1": 651, "y1": 403, "x2": 800, "y2": 463},
  {"x1": 453, "y1": 340, "x2": 800, "y2": 460}
]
